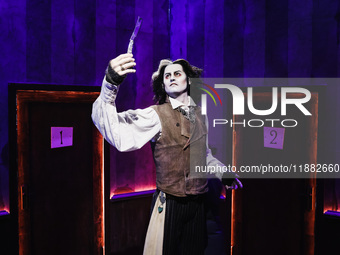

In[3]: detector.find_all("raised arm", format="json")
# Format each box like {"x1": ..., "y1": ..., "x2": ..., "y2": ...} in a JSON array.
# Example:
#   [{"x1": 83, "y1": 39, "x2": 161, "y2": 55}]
[{"x1": 92, "y1": 54, "x2": 161, "y2": 152}]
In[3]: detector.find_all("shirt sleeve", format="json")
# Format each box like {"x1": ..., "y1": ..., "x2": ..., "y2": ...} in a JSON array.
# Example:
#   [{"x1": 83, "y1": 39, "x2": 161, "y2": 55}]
[{"x1": 92, "y1": 78, "x2": 161, "y2": 152}]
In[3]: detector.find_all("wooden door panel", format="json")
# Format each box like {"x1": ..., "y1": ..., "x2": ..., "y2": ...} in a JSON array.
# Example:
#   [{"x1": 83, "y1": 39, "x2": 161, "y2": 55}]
[
  {"x1": 15, "y1": 89, "x2": 104, "y2": 255},
  {"x1": 29, "y1": 102, "x2": 94, "y2": 255},
  {"x1": 231, "y1": 92, "x2": 318, "y2": 255}
]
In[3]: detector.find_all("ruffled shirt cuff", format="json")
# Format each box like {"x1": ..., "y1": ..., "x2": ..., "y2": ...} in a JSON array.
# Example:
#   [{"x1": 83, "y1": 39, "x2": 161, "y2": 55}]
[{"x1": 100, "y1": 78, "x2": 119, "y2": 105}]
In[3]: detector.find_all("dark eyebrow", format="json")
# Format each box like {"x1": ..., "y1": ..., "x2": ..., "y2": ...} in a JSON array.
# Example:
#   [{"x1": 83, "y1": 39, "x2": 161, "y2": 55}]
[{"x1": 164, "y1": 70, "x2": 182, "y2": 75}]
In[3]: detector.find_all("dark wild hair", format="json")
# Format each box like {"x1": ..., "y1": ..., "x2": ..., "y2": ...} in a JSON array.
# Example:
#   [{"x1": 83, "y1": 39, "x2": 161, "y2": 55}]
[{"x1": 151, "y1": 59, "x2": 203, "y2": 104}]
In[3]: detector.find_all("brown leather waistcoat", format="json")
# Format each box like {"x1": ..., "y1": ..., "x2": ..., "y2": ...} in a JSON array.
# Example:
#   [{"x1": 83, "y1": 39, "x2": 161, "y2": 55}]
[{"x1": 151, "y1": 103, "x2": 208, "y2": 197}]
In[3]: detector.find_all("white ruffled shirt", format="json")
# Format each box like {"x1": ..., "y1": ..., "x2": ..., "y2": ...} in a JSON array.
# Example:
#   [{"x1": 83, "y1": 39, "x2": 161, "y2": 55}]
[{"x1": 91, "y1": 78, "x2": 225, "y2": 179}]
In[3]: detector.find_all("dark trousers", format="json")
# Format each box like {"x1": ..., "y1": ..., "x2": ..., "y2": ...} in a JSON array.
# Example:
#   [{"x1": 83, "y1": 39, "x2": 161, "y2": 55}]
[{"x1": 152, "y1": 191, "x2": 206, "y2": 255}]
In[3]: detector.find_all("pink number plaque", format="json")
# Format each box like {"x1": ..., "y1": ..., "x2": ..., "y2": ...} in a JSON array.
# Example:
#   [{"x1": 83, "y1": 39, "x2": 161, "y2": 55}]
[
  {"x1": 263, "y1": 127, "x2": 285, "y2": 150},
  {"x1": 51, "y1": 127, "x2": 73, "y2": 149}
]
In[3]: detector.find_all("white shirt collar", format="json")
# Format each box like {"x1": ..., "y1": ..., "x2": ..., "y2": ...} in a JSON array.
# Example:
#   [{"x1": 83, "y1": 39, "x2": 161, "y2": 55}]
[{"x1": 168, "y1": 96, "x2": 196, "y2": 110}]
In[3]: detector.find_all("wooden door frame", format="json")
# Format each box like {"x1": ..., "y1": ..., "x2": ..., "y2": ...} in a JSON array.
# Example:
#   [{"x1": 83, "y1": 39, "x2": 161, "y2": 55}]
[
  {"x1": 228, "y1": 86, "x2": 324, "y2": 255},
  {"x1": 9, "y1": 84, "x2": 107, "y2": 255}
]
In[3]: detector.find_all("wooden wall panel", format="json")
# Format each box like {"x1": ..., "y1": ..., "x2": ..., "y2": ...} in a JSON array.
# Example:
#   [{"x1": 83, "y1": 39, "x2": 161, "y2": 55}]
[
  {"x1": 265, "y1": 0, "x2": 288, "y2": 77},
  {"x1": 288, "y1": 0, "x2": 313, "y2": 77},
  {"x1": 51, "y1": 0, "x2": 76, "y2": 84},
  {"x1": 170, "y1": 0, "x2": 187, "y2": 60},
  {"x1": 187, "y1": 0, "x2": 205, "y2": 69},
  {"x1": 312, "y1": 0, "x2": 338, "y2": 77},
  {"x1": 26, "y1": 0, "x2": 51, "y2": 82},
  {"x1": 110, "y1": 195, "x2": 153, "y2": 254},
  {"x1": 243, "y1": 0, "x2": 266, "y2": 78}
]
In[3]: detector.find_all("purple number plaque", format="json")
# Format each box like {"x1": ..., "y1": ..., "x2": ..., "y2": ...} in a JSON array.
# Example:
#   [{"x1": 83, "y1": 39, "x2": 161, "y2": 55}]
[
  {"x1": 263, "y1": 127, "x2": 285, "y2": 150},
  {"x1": 51, "y1": 127, "x2": 73, "y2": 149}
]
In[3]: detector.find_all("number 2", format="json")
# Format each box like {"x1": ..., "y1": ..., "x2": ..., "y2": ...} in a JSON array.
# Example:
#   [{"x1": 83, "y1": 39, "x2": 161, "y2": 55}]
[{"x1": 270, "y1": 130, "x2": 277, "y2": 144}]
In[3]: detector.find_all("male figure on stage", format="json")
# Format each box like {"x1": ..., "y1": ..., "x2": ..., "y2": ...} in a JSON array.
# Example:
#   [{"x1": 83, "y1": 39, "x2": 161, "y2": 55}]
[{"x1": 92, "y1": 53, "x2": 242, "y2": 255}]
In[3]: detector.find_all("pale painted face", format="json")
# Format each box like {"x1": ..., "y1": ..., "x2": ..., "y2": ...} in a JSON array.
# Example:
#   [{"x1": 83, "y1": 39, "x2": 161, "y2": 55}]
[{"x1": 163, "y1": 64, "x2": 188, "y2": 99}]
